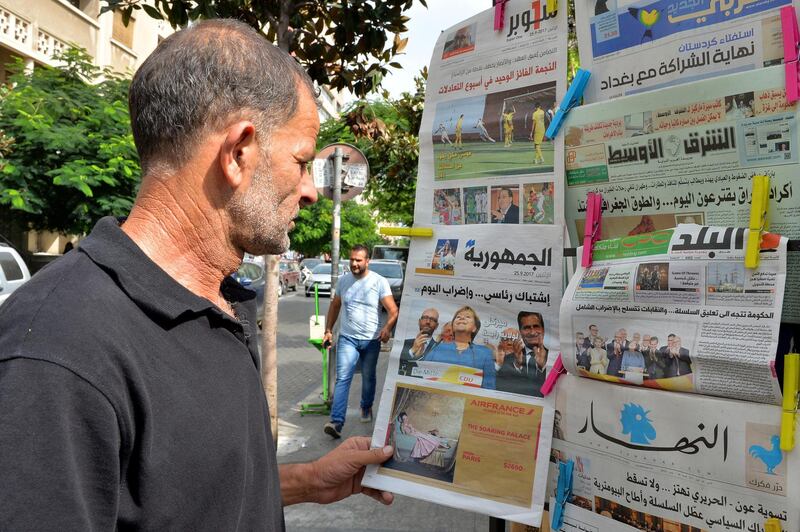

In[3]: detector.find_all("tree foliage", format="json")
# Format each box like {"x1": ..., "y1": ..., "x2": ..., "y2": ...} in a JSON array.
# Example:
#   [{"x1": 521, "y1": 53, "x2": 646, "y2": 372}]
[
  {"x1": 0, "y1": 48, "x2": 139, "y2": 235},
  {"x1": 103, "y1": 0, "x2": 422, "y2": 97},
  {"x1": 317, "y1": 70, "x2": 425, "y2": 226},
  {"x1": 289, "y1": 197, "x2": 383, "y2": 257}
]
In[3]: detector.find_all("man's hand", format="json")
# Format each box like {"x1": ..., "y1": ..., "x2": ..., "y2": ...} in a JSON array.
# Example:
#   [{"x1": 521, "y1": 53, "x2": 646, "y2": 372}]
[
  {"x1": 411, "y1": 332, "x2": 430, "y2": 357},
  {"x1": 378, "y1": 327, "x2": 392, "y2": 344},
  {"x1": 311, "y1": 437, "x2": 394, "y2": 505},
  {"x1": 486, "y1": 342, "x2": 503, "y2": 366},
  {"x1": 322, "y1": 331, "x2": 333, "y2": 349},
  {"x1": 512, "y1": 339, "x2": 525, "y2": 366},
  {"x1": 534, "y1": 345, "x2": 547, "y2": 368}
]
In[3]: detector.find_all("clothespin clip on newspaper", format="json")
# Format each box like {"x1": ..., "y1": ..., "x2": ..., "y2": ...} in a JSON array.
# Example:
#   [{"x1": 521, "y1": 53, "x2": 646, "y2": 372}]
[
  {"x1": 745, "y1": 175, "x2": 769, "y2": 269},
  {"x1": 541, "y1": 354, "x2": 566, "y2": 396},
  {"x1": 781, "y1": 6, "x2": 800, "y2": 103},
  {"x1": 547, "y1": 0, "x2": 558, "y2": 17},
  {"x1": 545, "y1": 68, "x2": 591, "y2": 139},
  {"x1": 764, "y1": 517, "x2": 782, "y2": 532},
  {"x1": 550, "y1": 459, "x2": 574, "y2": 531},
  {"x1": 493, "y1": 0, "x2": 509, "y2": 31},
  {"x1": 581, "y1": 192, "x2": 603, "y2": 268},
  {"x1": 780, "y1": 353, "x2": 799, "y2": 451},
  {"x1": 379, "y1": 226, "x2": 434, "y2": 238}
]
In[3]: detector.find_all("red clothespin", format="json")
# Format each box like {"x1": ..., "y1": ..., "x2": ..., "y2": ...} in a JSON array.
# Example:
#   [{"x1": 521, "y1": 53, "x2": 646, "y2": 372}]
[
  {"x1": 781, "y1": 6, "x2": 800, "y2": 103},
  {"x1": 581, "y1": 192, "x2": 603, "y2": 268},
  {"x1": 542, "y1": 354, "x2": 566, "y2": 396},
  {"x1": 494, "y1": 0, "x2": 508, "y2": 31}
]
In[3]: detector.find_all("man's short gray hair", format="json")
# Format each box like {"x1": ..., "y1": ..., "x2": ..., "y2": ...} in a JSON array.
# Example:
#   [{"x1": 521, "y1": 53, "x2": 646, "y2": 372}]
[{"x1": 129, "y1": 19, "x2": 316, "y2": 172}]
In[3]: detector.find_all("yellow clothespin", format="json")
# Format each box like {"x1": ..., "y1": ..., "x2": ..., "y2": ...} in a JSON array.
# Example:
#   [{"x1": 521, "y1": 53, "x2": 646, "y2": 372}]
[
  {"x1": 764, "y1": 517, "x2": 781, "y2": 532},
  {"x1": 547, "y1": 0, "x2": 558, "y2": 15},
  {"x1": 379, "y1": 226, "x2": 433, "y2": 238},
  {"x1": 781, "y1": 353, "x2": 799, "y2": 452},
  {"x1": 745, "y1": 175, "x2": 769, "y2": 269}
]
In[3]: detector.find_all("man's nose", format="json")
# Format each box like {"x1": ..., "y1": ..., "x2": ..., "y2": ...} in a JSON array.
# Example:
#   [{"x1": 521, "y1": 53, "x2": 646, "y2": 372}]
[{"x1": 298, "y1": 170, "x2": 317, "y2": 207}]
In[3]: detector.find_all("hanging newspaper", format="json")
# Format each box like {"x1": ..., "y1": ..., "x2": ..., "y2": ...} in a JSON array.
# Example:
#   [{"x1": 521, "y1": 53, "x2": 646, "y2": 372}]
[
  {"x1": 417, "y1": 0, "x2": 568, "y2": 229},
  {"x1": 573, "y1": 0, "x2": 795, "y2": 102},
  {"x1": 563, "y1": 65, "x2": 800, "y2": 322},
  {"x1": 363, "y1": 1, "x2": 569, "y2": 526},
  {"x1": 363, "y1": 224, "x2": 563, "y2": 526},
  {"x1": 561, "y1": 224, "x2": 786, "y2": 405},
  {"x1": 544, "y1": 376, "x2": 799, "y2": 531}
]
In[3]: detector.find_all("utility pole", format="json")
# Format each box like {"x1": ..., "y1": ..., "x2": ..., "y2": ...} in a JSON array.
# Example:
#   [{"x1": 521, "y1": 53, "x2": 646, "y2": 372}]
[{"x1": 330, "y1": 147, "x2": 344, "y2": 295}]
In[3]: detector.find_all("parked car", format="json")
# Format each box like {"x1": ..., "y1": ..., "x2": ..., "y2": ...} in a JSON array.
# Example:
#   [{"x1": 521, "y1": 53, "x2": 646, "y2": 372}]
[
  {"x1": 369, "y1": 259, "x2": 405, "y2": 303},
  {"x1": 0, "y1": 243, "x2": 31, "y2": 307},
  {"x1": 304, "y1": 262, "x2": 349, "y2": 297},
  {"x1": 371, "y1": 245, "x2": 409, "y2": 262},
  {"x1": 299, "y1": 258, "x2": 324, "y2": 282},
  {"x1": 231, "y1": 260, "x2": 266, "y2": 323},
  {"x1": 279, "y1": 260, "x2": 301, "y2": 293}
]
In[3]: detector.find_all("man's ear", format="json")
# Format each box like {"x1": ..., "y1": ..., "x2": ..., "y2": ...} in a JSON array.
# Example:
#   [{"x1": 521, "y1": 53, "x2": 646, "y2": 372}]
[{"x1": 219, "y1": 121, "x2": 258, "y2": 189}]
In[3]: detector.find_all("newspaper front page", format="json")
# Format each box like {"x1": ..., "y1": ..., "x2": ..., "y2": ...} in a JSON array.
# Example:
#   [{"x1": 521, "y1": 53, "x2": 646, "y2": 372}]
[
  {"x1": 416, "y1": 0, "x2": 568, "y2": 229},
  {"x1": 363, "y1": 225, "x2": 562, "y2": 525},
  {"x1": 573, "y1": 0, "x2": 794, "y2": 102},
  {"x1": 562, "y1": 65, "x2": 800, "y2": 322},
  {"x1": 545, "y1": 375, "x2": 799, "y2": 531},
  {"x1": 560, "y1": 224, "x2": 786, "y2": 405},
  {"x1": 363, "y1": 1, "x2": 569, "y2": 525}
]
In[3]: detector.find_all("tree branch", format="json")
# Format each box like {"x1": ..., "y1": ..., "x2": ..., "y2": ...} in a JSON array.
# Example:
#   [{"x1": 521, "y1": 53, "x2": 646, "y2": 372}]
[{"x1": 262, "y1": 10, "x2": 279, "y2": 29}]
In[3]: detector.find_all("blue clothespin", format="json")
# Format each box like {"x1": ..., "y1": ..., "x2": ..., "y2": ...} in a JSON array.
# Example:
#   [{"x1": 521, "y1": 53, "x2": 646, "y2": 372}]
[
  {"x1": 545, "y1": 69, "x2": 590, "y2": 140},
  {"x1": 551, "y1": 459, "x2": 574, "y2": 530}
]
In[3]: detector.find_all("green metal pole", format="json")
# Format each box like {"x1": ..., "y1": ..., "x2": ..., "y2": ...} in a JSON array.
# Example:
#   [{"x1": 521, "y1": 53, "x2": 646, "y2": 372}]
[
  {"x1": 321, "y1": 342, "x2": 329, "y2": 404},
  {"x1": 314, "y1": 283, "x2": 319, "y2": 323}
]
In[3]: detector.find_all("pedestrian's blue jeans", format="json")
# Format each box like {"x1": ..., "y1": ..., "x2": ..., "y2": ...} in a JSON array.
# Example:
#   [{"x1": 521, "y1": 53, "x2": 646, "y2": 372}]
[{"x1": 330, "y1": 335, "x2": 381, "y2": 425}]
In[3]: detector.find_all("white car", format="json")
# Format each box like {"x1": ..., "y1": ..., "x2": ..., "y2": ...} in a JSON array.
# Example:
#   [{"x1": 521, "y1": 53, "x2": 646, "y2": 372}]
[
  {"x1": 304, "y1": 262, "x2": 349, "y2": 297},
  {"x1": 0, "y1": 244, "x2": 31, "y2": 306},
  {"x1": 299, "y1": 258, "x2": 324, "y2": 283}
]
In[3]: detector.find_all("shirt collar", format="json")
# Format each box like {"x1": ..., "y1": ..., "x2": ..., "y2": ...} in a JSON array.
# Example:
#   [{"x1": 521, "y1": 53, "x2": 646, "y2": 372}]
[{"x1": 79, "y1": 217, "x2": 251, "y2": 324}]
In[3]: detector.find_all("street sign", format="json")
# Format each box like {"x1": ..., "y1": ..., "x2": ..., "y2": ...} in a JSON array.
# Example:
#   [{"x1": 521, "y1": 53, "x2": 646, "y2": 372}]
[{"x1": 312, "y1": 143, "x2": 370, "y2": 201}]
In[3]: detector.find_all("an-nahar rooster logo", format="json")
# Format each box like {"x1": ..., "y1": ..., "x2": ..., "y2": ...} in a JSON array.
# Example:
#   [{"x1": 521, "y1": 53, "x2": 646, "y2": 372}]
[
  {"x1": 620, "y1": 403, "x2": 656, "y2": 445},
  {"x1": 748, "y1": 435, "x2": 783, "y2": 475},
  {"x1": 628, "y1": 7, "x2": 660, "y2": 43}
]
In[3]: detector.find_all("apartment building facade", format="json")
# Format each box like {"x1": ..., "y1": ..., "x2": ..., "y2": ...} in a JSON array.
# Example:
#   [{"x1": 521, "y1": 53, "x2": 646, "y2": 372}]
[{"x1": 0, "y1": 0, "x2": 173, "y2": 83}]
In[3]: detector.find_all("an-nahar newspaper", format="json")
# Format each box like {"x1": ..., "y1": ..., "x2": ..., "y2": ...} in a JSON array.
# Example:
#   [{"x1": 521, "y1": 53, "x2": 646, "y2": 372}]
[
  {"x1": 545, "y1": 376, "x2": 799, "y2": 531},
  {"x1": 362, "y1": 1, "x2": 568, "y2": 525}
]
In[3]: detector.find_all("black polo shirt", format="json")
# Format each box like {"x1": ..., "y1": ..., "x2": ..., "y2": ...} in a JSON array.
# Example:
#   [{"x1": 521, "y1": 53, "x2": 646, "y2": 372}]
[{"x1": 0, "y1": 217, "x2": 283, "y2": 531}]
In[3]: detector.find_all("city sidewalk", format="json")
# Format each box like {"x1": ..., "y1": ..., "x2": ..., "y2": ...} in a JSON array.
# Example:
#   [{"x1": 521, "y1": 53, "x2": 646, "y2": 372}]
[{"x1": 274, "y1": 312, "x2": 492, "y2": 531}]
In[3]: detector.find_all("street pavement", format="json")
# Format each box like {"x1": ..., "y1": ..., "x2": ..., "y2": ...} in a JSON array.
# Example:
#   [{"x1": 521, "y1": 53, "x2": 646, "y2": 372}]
[{"x1": 274, "y1": 290, "x2": 492, "y2": 531}]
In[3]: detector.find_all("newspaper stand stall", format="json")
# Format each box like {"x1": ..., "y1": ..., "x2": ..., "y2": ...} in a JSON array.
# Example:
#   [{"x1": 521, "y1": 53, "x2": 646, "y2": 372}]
[{"x1": 358, "y1": 0, "x2": 800, "y2": 529}]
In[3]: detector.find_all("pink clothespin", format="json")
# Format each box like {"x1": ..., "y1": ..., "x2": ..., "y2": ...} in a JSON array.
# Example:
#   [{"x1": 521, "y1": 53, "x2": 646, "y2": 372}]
[
  {"x1": 781, "y1": 6, "x2": 800, "y2": 103},
  {"x1": 494, "y1": 0, "x2": 508, "y2": 31},
  {"x1": 581, "y1": 192, "x2": 603, "y2": 268},
  {"x1": 542, "y1": 354, "x2": 566, "y2": 396}
]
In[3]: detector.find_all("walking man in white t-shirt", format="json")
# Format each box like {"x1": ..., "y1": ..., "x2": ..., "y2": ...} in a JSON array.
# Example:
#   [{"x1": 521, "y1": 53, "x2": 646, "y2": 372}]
[{"x1": 323, "y1": 245, "x2": 399, "y2": 438}]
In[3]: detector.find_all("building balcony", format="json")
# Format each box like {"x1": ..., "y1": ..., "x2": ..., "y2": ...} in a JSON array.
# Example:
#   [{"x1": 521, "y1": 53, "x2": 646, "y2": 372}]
[{"x1": 0, "y1": 0, "x2": 99, "y2": 66}]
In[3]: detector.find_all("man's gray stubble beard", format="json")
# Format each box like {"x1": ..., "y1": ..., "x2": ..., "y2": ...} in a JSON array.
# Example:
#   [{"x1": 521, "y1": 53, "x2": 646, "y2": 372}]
[{"x1": 228, "y1": 160, "x2": 289, "y2": 256}]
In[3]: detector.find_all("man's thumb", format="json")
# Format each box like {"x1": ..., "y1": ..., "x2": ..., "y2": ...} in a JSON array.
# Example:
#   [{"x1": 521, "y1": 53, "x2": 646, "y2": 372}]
[{"x1": 358, "y1": 445, "x2": 394, "y2": 465}]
